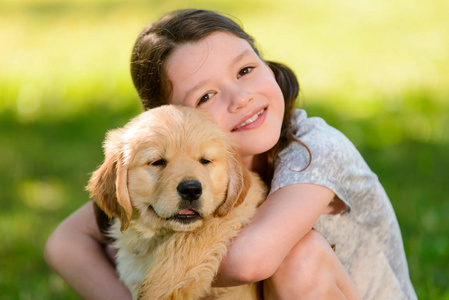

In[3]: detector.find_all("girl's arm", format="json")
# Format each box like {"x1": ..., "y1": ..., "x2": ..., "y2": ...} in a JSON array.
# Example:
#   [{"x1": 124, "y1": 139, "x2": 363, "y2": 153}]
[
  {"x1": 214, "y1": 182, "x2": 337, "y2": 285},
  {"x1": 44, "y1": 202, "x2": 132, "y2": 300}
]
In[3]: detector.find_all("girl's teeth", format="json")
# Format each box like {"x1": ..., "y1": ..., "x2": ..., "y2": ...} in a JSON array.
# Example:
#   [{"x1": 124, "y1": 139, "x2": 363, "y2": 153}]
[{"x1": 235, "y1": 109, "x2": 264, "y2": 130}]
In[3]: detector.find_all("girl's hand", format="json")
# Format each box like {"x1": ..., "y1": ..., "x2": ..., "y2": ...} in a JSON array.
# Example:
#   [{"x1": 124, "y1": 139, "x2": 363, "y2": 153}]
[
  {"x1": 215, "y1": 183, "x2": 335, "y2": 285},
  {"x1": 214, "y1": 183, "x2": 360, "y2": 299}
]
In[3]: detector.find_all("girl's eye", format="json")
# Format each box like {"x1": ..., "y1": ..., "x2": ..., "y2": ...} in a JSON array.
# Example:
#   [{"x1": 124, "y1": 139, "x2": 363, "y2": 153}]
[
  {"x1": 238, "y1": 66, "x2": 254, "y2": 78},
  {"x1": 197, "y1": 92, "x2": 214, "y2": 106}
]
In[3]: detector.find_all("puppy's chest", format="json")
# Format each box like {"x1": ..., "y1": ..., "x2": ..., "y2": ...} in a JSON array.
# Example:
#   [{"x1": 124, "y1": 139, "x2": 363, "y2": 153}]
[
  {"x1": 113, "y1": 227, "x2": 172, "y2": 285},
  {"x1": 115, "y1": 226, "x2": 169, "y2": 257}
]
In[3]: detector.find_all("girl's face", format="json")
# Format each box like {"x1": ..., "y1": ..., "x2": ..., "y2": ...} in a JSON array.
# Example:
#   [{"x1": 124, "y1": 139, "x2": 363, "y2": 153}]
[{"x1": 166, "y1": 31, "x2": 285, "y2": 169}]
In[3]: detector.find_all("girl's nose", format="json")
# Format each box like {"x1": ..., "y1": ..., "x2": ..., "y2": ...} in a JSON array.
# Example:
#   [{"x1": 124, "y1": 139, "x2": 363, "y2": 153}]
[{"x1": 228, "y1": 88, "x2": 253, "y2": 112}]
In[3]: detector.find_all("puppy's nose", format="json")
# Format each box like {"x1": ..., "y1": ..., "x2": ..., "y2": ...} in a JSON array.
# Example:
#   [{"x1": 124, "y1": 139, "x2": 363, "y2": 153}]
[{"x1": 177, "y1": 180, "x2": 202, "y2": 201}]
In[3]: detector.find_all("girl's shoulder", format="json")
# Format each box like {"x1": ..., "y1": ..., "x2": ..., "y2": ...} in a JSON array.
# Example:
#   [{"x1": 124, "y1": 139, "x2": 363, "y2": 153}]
[
  {"x1": 272, "y1": 109, "x2": 377, "y2": 207},
  {"x1": 274, "y1": 109, "x2": 374, "y2": 192},
  {"x1": 290, "y1": 109, "x2": 355, "y2": 152}
]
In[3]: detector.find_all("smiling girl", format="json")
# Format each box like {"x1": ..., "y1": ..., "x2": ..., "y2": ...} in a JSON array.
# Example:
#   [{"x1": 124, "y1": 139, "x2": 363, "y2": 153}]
[{"x1": 45, "y1": 9, "x2": 416, "y2": 300}]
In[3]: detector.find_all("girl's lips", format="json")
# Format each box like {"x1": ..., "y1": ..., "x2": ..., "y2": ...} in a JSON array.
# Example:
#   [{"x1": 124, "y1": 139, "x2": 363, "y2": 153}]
[{"x1": 232, "y1": 107, "x2": 267, "y2": 132}]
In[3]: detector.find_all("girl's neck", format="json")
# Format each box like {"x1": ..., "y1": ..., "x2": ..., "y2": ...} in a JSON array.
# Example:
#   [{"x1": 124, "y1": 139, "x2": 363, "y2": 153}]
[
  {"x1": 245, "y1": 153, "x2": 270, "y2": 186},
  {"x1": 250, "y1": 153, "x2": 267, "y2": 173}
]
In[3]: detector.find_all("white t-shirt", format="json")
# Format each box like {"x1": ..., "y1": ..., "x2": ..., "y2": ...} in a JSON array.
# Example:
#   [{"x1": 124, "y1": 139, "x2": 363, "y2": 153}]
[{"x1": 270, "y1": 109, "x2": 417, "y2": 300}]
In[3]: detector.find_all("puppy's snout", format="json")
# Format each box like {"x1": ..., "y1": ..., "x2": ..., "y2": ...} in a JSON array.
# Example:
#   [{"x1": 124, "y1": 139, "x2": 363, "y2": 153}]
[{"x1": 177, "y1": 180, "x2": 202, "y2": 202}]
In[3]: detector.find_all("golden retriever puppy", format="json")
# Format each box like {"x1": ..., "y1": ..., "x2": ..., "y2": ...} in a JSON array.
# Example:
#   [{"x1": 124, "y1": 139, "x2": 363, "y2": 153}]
[{"x1": 87, "y1": 105, "x2": 267, "y2": 300}]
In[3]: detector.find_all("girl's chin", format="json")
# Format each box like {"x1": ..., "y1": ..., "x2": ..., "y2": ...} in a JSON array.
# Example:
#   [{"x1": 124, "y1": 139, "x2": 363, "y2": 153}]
[
  {"x1": 236, "y1": 139, "x2": 279, "y2": 158},
  {"x1": 232, "y1": 125, "x2": 282, "y2": 162}
]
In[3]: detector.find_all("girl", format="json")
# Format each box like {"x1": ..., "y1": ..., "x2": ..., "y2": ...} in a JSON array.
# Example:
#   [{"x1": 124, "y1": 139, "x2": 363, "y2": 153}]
[{"x1": 45, "y1": 9, "x2": 417, "y2": 300}]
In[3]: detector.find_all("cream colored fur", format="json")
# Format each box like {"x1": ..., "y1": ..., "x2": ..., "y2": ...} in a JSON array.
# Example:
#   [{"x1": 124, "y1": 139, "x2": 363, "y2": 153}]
[{"x1": 87, "y1": 105, "x2": 266, "y2": 300}]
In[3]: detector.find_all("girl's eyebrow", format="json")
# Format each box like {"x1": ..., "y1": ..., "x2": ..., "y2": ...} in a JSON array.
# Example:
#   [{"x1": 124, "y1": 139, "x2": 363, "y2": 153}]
[
  {"x1": 185, "y1": 80, "x2": 208, "y2": 100},
  {"x1": 184, "y1": 49, "x2": 253, "y2": 99},
  {"x1": 231, "y1": 49, "x2": 252, "y2": 66}
]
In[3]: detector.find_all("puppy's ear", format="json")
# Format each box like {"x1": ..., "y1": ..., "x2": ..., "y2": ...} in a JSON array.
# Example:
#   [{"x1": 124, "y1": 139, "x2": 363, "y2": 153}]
[
  {"x1": 115, "y1": 152, "x2": 132, "y2": 231},
  {"x1": 86, "y1": 131, "x2": 132, "y2": 232},
  {"x1": 215, "y1": 148, "x2": 251, "y2": 217}
]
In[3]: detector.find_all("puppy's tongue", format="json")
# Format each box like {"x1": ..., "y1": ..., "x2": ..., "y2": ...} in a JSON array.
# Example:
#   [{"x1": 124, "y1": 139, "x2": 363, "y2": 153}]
[{"x1": 178, "y1": 209, "x2": 195, "y2": 215}]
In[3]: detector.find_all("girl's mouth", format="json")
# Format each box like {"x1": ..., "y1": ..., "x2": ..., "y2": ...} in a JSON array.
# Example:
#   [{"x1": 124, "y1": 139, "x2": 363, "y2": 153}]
[{"x1": 232, "y1": 108, "x2": 266, "y2": 131}]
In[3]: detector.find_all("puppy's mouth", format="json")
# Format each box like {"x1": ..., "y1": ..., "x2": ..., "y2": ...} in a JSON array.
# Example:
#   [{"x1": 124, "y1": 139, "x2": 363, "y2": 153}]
[
  {"x1": 150, "y1": 206, "x2": 202, "y2": 224},
  {"x1": 168, "y1": 209, "x2": 202, "y2": 224}
]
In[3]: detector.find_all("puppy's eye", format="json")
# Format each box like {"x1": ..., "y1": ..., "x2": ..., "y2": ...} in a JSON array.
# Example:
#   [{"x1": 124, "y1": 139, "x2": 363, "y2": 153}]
[
  {"x1": 200, "y1": 158, "x2": 211, "y2": 165},
  {"x1": 150, "y1": 159, "x2": 166, "y2": 167}
]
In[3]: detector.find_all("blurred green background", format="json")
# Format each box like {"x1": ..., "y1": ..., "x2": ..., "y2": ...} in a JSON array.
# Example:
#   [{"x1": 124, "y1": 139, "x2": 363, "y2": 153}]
[{"x1": 1, "y1": 0, "x2": 448, "y2": 299}]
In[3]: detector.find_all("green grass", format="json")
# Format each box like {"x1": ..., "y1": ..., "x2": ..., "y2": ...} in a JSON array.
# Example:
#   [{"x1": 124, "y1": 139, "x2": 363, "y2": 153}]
[{"x1": 1, "y1": 0, "x2": 448, "y2": 299}]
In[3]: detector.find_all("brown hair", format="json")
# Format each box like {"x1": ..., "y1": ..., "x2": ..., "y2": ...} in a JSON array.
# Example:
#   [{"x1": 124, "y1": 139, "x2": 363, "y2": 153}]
[{"x1": 130, "y1": 9, "x2": 308, "y2": 185}]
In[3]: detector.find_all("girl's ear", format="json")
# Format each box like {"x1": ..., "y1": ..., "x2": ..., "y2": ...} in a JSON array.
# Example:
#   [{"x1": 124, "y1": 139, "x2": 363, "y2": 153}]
[
  {"x1": 215, "y1": 147, "x2": 251, "y2": 217},
  {"x1": 86, "y1": 131, "x2": 132, "y2": 232}
]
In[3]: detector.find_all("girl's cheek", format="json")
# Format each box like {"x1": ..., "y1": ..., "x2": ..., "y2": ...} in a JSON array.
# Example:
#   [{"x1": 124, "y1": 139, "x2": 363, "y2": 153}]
[{"x1": 200, "y1": 103, "x2": 229, "y2": 132}]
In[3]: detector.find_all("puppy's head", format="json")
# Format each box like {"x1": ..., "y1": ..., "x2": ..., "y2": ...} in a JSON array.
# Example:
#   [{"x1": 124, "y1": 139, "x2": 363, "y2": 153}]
[{"x1": 87, "y1": 105, "x2": 250, "y2": 232}]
